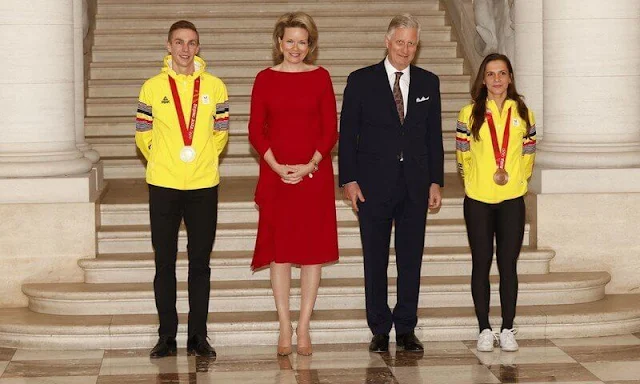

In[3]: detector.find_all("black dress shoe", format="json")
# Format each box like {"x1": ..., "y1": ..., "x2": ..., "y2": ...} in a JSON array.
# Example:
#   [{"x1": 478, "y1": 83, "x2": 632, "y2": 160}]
[
  {"x1": 396, "y1": 331, "x2": 424, "y2": 352},
  {"x1": 149, "y1": 335, "x2": 177, "y2": 358},
  {"x1": 369, "y1": 334, "x2": 390, "y2": 352},
  {"x1": 187, "y1": 334, "x2": 216, "y2": 358}
]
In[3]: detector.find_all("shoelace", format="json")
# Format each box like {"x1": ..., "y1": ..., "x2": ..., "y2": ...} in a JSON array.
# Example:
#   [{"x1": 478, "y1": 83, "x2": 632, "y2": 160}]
[
  {"x1": 489, "y1": 330, "x2": 500, "y2": 344},
  {"x1": 501, "y1": 328, "x2": 518, "y2": 343},
  {"x1": 200, "y1": 336, "x2": 213, "y2": 347},
  {"x1": 479, "y1": 330, "x2": 500, "y2": 346},
  {"x1": 190, "y1": 335, "x2": 212, "y2": 347}
]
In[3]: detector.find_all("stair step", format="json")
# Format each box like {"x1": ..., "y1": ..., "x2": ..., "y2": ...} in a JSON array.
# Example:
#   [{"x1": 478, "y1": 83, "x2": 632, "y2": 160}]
[
  {"x1": 95, "y1": 12, "x2": 448, "y2": 31},
  {"x1": 93, "y1": 27, "x2": 453, "y2": 46},
  {"x1": 96, "y1": 2, "x2": 441, "y2": 18},
  {"x1": 93, "y1": 44, "x2": 458, "y2": 63},
  {"x1": 2, "y1": 294, "x2": 639, "y2": 349},
  {"x1": 99, "y1": 153, "x2": 461, "y2": 179},
  {"x1": 99, "y1": 0, "x2": 439, "y2": 3},
  {"x1": 80, "y1": 247, "x2": 555, "y2": 283},
  {"x1": 89, "y1": 59, "x2": 465, "y2": 80},
  {"x1": 22, "y1": 272, "x2": 609, "y2": 315},
  {"x1": 96, "y1": 218, "x2": 531, "y2": 254},
  {"x1": 99, "y1": 173, "x2": 465, "y2": 224},
  {"x1": 96, "y1": 156, "x2": 460, "y2": 178},
  {"x1": 85, "y1": 113, "x2": 462, "y2": 137},
  {"x1": 85, "y1": 93, "x2": 469, "y2": 117},
  {"x1": 89, "y1": 131, "x2": 458, "y2": 158},
  {"x1": 87, "y1": 75, "x2": 471, "y2": 98},
  {"x1": 99, "y1": 175, "x2": 462, "y2": 204}
]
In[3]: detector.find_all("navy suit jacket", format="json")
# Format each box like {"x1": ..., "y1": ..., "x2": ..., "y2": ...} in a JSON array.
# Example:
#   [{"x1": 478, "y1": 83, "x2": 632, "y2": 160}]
[{"x1": 338, "y1": 60, "x2": 444, "y2": 208}]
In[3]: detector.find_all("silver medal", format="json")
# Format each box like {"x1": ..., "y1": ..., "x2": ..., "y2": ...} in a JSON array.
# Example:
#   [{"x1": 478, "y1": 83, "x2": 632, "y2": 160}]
[{"x1": 180, "y1": 146, "x2": 196, "y2": 163}]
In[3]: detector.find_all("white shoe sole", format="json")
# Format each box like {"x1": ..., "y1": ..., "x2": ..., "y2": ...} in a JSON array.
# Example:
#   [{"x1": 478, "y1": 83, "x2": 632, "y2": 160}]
[
  {"x1": 500, "y1": 345, "x2": 519, "y2": 352},
  {"x1": 477, "y1": 345, "x2": 494, "y2": 352}
]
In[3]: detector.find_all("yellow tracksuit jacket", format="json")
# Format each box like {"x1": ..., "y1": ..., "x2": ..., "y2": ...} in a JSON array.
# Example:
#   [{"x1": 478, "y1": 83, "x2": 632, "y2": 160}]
[
  {"x1": 135, "y1": 55, "x2": 229, "y2": 190},
  {"x1": 455, "y1": 99, "x2": 536, "y2": 204}
]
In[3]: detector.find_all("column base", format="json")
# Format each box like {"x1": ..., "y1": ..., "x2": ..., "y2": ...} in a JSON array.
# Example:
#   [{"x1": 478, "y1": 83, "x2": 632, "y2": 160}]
[
  {"x1": 0, "y1": 156, "x2": 93, "y2": 178},
  {"x1": 531, "y1": 190, "x2": 640, "y2": 293},
  {"x1": 530, "y1": 167, "x2": 640, "y2": 194},
  {"x1": 77, "y1": 143, "x2": 101, "y2": 164},
  {"x1": 536, "y1": 144, "x2": 640, "y2": 169},
  {"x1": 0, "y1": 200, "x2": 97, "y2": 307},
  {"x1": 0, "y1": 169, "x2": 100, "y2": 204},
  {"x1": 529, "y1": 166, "x2": 640, "y2": 293}
]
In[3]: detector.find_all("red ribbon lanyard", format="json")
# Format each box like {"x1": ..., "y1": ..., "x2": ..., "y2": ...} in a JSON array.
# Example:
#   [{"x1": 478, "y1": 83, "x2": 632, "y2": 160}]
[
  {"x1": 486, "y1": 107, "x2": 511, "y2": 169},
  {"x1": 168, "y1": 76, "x2": 200, "y2": 146}
]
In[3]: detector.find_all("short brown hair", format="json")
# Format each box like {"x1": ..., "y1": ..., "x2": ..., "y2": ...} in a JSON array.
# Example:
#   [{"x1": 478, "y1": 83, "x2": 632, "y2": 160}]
[
  {"x1": 272, "y1": 12, "x2": 319, "y2": 64},
  {"x1": 168, "y1": 20, "x2": 199, "y2": 43}
]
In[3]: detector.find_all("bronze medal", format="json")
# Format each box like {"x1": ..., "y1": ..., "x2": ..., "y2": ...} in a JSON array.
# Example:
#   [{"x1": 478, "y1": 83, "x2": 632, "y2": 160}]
[{"x1": 493, "y1": 168, "x2": 509, "y2": 185}]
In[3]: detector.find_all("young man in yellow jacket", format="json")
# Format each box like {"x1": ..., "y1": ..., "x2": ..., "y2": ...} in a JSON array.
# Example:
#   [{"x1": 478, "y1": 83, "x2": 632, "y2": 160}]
[{"x1": 135, "y1": 20, "x2": 229, "y2": 358}]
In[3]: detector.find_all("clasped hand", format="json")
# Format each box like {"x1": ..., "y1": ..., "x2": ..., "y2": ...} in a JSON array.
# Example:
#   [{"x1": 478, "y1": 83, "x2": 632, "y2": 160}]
[{"x1": 273, "y1": 163, "x2": 315, "y2": 184}]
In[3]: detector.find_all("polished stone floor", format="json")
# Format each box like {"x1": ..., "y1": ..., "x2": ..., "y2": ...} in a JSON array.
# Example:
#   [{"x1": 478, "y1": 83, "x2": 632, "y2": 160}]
[{"x1": 1, "y1": 333, "x2": 639, "y2": 383}]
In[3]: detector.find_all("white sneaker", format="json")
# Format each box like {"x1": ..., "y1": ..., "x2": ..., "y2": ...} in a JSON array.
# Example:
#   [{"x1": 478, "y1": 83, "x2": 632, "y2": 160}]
[
  {"x1": 476, "y1": 329, "x2": 498, "y2": 352},
  {"x1": 499, "y1": 328, "x2": 519, "y2": 352}
]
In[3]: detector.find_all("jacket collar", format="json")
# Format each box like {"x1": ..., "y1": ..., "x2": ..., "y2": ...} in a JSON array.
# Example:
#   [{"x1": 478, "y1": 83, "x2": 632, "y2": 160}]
[{"x1": 162, "y1": 55, "x2": 206, "y2": 80}]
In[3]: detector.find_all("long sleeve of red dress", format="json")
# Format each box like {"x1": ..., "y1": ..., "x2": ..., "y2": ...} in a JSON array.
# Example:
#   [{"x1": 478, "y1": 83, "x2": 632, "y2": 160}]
[
  {"x1": 248, "y1": 71, "x2": 270, "y2": 158},
  {"x1": 316, "y1": 73, "x2": 338, "y2": 159}
]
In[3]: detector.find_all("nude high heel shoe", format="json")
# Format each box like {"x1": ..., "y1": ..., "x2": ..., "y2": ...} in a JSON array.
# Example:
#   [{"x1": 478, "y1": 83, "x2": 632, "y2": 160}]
[
  {"x1": 277, "y1": 324, "x2": 293, "y2": 356},
  {"x1": 296, "y1": 327, "x2": 313, "y2": 356}
]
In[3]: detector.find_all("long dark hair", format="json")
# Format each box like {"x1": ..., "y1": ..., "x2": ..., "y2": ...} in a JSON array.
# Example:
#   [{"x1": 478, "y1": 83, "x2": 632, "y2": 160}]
[{"x1": 470, "y1": 53, "x2": 531, "y2": 141}]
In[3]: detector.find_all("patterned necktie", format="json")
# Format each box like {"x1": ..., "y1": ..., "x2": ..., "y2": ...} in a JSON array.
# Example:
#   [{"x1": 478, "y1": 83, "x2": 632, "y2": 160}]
[{"x1": 393, "y1": 71, "x2": 404, "y2": 124}]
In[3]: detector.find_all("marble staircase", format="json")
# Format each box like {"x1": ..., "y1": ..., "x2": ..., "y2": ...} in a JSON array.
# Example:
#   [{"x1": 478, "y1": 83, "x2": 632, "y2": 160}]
[
  {"x1": 0, "y1": 0, "x2": 638, "y2": 350},
  {"x1": 84, "y1": 0, "x2": 466, "y2": 179},
  {"x1": 2, "y1": 176, "x2": 640, "y2": 350}
]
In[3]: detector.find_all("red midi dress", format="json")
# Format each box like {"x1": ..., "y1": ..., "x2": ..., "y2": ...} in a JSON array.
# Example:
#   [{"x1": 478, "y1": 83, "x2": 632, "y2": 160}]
[{"x1": 248, "y1": 67, "x2": 339, "y2": 270}]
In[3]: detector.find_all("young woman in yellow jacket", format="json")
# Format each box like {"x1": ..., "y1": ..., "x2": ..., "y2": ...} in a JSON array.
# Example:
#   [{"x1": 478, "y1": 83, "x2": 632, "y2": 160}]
[{"x1": 455, "y1": 53, "x2": 536, "y2": 353}]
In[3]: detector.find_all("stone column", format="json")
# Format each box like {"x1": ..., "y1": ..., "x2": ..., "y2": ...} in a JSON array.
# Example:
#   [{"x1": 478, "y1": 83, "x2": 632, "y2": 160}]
[
  {"x1": 0, "y1": 0, "x2": 93, "y2": 178},
  {"x1": 74, "y1": 0, "x2": 100, "y2": 163},
  {"x1": 513, "y1": 0, "x2": 543, "y2": 136},
  {"x1": 529, "y1": 0, "x2": 640, "y2": 294},
  {"x1": 0, "y1": 1, "x2": 98, "y2": 307},
  {"x1": 536, "y1": 0, "x2": 640, "y2": 170}
]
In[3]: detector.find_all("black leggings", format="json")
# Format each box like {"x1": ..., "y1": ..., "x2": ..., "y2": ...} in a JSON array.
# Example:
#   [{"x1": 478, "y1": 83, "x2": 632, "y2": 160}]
[{"x1": 463, "y1": 195, "x2": 525, "y2": 331}]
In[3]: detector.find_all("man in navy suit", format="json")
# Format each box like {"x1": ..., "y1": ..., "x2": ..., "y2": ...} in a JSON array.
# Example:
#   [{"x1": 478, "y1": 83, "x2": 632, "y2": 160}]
[{"x1": 339, "y1": 14, "x2": 444, "y2": 352}]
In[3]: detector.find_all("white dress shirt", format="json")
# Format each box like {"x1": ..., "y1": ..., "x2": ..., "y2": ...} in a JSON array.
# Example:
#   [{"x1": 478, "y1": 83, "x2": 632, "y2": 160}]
[{"x1": 384, "y1": 56, "x2": 410, "y2": 117}]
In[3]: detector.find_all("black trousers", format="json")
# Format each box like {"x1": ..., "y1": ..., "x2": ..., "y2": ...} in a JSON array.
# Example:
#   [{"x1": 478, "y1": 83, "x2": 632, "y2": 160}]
[
  {"x1": 149, "y1": 184, "x2": 218, "y2": 338},
  {"x1": 463, "y1": 195, "x2": 525, "y2": 332},
  {"x1": 358, "y1": 165, "x2": 427, "y2": 336}
]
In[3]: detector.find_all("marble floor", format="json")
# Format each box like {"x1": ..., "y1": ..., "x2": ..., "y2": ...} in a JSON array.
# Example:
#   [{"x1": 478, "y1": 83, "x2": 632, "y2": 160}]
[{"x1": 0, "y1": 333, "x2": 639, "y2": 383}]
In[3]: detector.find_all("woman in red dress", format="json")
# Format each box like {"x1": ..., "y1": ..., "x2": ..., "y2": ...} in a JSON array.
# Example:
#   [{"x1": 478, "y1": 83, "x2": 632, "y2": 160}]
[{"x1": 248, "y1": 12, "x2": 339, "y2": 356}]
